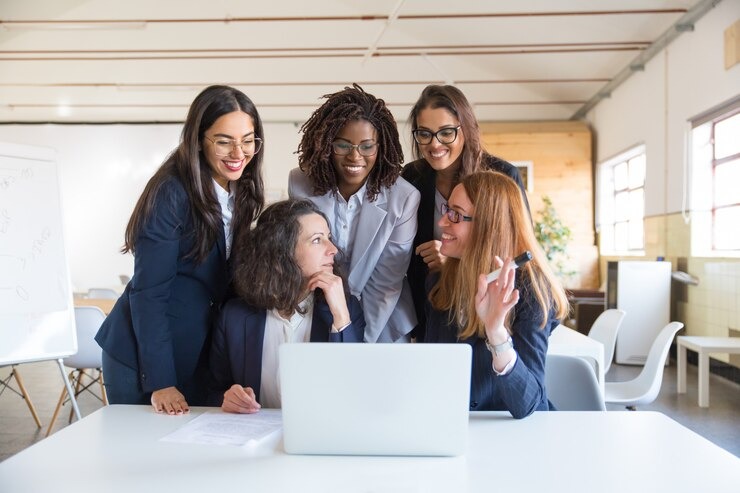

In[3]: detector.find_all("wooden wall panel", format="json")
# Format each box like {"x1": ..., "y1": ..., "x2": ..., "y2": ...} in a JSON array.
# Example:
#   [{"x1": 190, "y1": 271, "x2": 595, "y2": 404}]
[{"x1": 480, "y1": 121, "x2": 598, "y2": 289}]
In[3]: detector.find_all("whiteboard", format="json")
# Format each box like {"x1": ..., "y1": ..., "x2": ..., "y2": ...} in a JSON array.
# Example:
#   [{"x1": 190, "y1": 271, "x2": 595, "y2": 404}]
[{"x1": 0, "y1": 142, "x2": 76, "y2": 365}]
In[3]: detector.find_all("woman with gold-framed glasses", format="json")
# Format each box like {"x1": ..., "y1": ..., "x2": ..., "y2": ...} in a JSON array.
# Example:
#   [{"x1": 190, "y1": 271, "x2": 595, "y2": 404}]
[{"x1": 96, "y1": 85, "x2": 265, "y2": 414}]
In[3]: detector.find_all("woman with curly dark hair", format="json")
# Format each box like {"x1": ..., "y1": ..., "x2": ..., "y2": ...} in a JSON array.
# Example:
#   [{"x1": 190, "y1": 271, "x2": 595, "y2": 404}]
[
  {"x1": 289, "y1": 84, "x2": 420, "y2": 343},
  {"x1": 95, "y1": 85, "x2": 265, "y2": 414},
  {"x1": 208, "y1": 199, "x2": 365, "y2": 413}
]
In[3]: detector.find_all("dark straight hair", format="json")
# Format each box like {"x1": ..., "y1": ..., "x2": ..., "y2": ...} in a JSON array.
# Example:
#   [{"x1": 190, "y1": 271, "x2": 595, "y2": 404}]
[
  {"x1": 409, "y1": 84, "x2": 484, "y2": 179},
  {"x1": 123, "y1": 85, "x2": 265, "y2": 262}
]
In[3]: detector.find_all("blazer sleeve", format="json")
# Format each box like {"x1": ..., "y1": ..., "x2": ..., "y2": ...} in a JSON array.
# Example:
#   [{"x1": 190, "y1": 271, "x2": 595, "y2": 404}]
[
  {"x1": 128, "y1": 179, "x2": 188, "y2": 392},
  {"x1": 327, "y1": 295, "x2": 366, "y2": 342},
  {"x1": 207, "y1": 304, "x2": 234, "y2": 406},
  {"x1": 361, "y1": 186, "x2": 420, "y2": 342},
  {"x1": 493, "y1": 284, "x2": 552, "y2": 419}
]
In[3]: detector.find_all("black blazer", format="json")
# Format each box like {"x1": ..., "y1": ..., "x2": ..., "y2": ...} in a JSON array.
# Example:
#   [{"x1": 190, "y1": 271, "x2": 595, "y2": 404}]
[
  {"x1": 95, "y1": 176, "x2": 230, "y2": 405},
  {"x1": 207, "y1": 295, "x2": 366, "y2": 406},
  {"x1": 401, "y1": 154, "x2": 529, "y2": 341}
]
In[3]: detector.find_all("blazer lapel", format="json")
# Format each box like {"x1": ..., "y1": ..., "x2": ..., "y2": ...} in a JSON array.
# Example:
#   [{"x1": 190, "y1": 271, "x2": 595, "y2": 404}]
[
  {"x1": 241, "y1": 309, "x2": 267, "y2": 400},
  {"x1": 309, "y1": 301, "x2": 331, "y2": 342},
  {"x1": 311, "y1": 192, "x2": 337, "y2": 232},
  {"x1": 216, "y1": 227, "x2": 227, "y2": 263},
  {"x1": 348, "y1": 192, "x2": 387, "y2": 279}
]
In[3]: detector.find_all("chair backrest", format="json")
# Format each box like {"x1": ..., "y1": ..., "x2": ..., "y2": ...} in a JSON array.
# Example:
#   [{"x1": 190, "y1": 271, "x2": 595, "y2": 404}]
[
  {"x1": 629, "y1": 321, "x2": 685, "y2": 405},
  {"x1": 587, "y1": 309, "x2": 626, "y2": 374},
  {"x1": 64, "y1": 306, "x2": 106, "y2": 369},
  {"x1": 546, "y1": 354, "x2": 606, "y2": 411},
  {"x1": 87, "y1": 288, "x2": 119, "y2": 299}
]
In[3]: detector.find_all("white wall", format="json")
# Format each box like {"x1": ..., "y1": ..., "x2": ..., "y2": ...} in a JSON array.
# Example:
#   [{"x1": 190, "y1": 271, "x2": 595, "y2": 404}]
[
  {"x1": 587, "y1": 0, "x2": 740, "y2": 216},
  {"x1": 0, "y1": 122, "x2": 302, "y2": 291}
]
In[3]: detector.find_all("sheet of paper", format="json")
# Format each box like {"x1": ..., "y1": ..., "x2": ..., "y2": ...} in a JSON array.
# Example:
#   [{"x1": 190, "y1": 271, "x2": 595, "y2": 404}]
[{"x1": 160, "y1": 409, "x2": 282, "y2": 446}]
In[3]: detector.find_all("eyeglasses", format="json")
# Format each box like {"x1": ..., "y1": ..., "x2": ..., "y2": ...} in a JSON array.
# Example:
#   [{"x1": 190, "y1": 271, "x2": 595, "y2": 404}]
[
  {"x1": 441, "y1": 203, "x2": 473, "y2": 223},
  {"x1": 332, "y1": 141, "x2": 378, "y2": 157},
  {"x1": 204, "y1": 136, "x2": 263, "y2": 156},
  {"x1": 412, "y1": 126, "x2": 461, "y2": 145}
]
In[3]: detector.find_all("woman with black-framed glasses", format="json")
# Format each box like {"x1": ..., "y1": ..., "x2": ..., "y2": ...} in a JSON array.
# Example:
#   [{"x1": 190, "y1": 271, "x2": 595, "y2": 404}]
[
  {"x1": 95, "y1": 85, "x2": 265, "y2": 414},
  {"x1": 289, "y1": 84, "x2": 420, "y2": 343},
  {"x1": 426, "y1": 171, "x2": 568, "y2": 418},
  {"x1": 401, "y1": 84, "x2": 530, "y2": 342}
]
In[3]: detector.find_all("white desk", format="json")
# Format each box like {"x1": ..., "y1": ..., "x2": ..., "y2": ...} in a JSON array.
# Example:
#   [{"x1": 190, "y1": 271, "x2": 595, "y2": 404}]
[
  {"x1": 677, "y1": 336, "x2": 740, "y2": 407},
  {"x1": 1, "y1": 406, "x2": 737, "y2": 492},
  {"x1": 549, "y1": 324, "x2": 605, "y2": 396}
]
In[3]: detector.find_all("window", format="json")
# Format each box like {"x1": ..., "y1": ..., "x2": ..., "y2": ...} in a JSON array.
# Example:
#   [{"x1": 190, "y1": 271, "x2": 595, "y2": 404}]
[
  {"x1": 691, "y1": 108, "x2": 740, "y2": 253},
  {"x1": 597, "y1": 145, "x2": 646, "y2": 254}
]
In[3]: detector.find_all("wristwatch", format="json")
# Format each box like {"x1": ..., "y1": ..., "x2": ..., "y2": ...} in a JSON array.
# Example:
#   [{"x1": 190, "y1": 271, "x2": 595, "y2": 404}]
[{"x1": 485, "y1": 336, "x2": 514, "y2": 356}]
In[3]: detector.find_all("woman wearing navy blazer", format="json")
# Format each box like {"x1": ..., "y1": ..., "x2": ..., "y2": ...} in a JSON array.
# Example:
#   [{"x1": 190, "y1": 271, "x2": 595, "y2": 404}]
[
  {"x1": 425, "y1": 171, "x2": 568, "y2": 418},
  {"x1": 95, "y1": 85, "x2": 265, "y2": 414},
  {"x1": 401, "y1": 85, "x2": 529, "y2": 342},
  {"x1": 208, "y1": 199, "x2": 365, "y2": 412},
  {"x1": 289, "y1": 84, "x2": 419, "y2": 343}
]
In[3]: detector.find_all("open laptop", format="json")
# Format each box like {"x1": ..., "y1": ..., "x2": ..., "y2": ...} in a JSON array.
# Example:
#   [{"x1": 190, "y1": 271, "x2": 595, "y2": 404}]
[{"x1": 279, "y1": 343, "x2": 471, "y2": 456}]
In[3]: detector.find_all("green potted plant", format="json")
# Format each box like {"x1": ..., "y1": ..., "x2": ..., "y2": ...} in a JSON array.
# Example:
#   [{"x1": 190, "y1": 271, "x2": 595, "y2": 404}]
[{"x1": 533, "y1": 196, "x2": 577, "y2": 284}]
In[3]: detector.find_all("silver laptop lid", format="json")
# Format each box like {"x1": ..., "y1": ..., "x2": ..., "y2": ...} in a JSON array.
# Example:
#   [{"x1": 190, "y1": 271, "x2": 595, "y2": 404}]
[{"x1": 279, "y1": 343, "x2": 472, "y2": 456}]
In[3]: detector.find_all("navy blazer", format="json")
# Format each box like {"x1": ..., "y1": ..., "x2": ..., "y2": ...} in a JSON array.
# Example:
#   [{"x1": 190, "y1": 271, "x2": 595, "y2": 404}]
[
  {"x1": 402, "y1": 154, "x2": 529, "y2": 342},
  {"x1": 424, "y1": 272, "x2": 557, "y2": 419},
  {"x1": 95, "y1": 176, "x2": 230, "y2": 404},
  {"x1": 207, "y1": 295, "x2": 365, "y2": 407}
]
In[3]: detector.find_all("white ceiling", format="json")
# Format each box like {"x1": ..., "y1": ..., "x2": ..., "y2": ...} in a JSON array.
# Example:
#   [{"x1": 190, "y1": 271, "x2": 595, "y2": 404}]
[{"x1": 0, "y1": 0, "x2": 711, "y2": 123}]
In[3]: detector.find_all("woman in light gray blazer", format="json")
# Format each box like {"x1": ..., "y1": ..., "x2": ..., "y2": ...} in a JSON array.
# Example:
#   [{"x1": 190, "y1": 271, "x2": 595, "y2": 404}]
[{"x1": 289, "y1": 84, "x2": 420, "y2": 343}]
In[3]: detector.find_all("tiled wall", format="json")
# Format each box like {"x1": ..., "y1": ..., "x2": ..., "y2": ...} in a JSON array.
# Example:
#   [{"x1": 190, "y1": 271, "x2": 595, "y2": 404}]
[{"x1": 600, "y1": 213, "x2": 740, "y2": 367}]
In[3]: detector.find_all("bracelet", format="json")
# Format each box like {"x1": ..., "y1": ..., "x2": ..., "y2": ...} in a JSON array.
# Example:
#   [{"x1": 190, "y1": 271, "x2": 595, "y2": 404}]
[{"x1": 485, "y1": 335, "x2": 514, "y2": 356}]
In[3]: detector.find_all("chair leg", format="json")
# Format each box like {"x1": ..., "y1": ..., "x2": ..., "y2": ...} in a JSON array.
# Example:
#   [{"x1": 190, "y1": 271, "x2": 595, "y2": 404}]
[
  {"x1": 46, "y1": 384, "x2": 69, "y2": 437},
  {"x1": 98, "y1": 369, "x2": 108, "y2": 406},
  {"x1": 11, "y1": 367, "x2": 42, "y2": 428},
  {"x1": 626, "y1": 405, "x2": 637, "y2": 411}
]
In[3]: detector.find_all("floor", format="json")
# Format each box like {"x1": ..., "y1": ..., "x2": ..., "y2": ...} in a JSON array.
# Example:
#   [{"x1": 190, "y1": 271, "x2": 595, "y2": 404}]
[{"x1": 1, "y1": 357, "x2": 738, "y2": 462}]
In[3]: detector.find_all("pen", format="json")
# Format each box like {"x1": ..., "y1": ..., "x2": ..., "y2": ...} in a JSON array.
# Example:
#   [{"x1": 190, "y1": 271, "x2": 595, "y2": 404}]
[{"x1": 485, "y1": 251, "x2": 533, "y2": 283}]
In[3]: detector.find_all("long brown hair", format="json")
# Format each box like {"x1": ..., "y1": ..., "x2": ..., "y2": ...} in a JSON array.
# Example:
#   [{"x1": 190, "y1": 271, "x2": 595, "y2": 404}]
[
  {"x1": 429, "y1": 171, "x2": 568, "y2": 339},
  {"x1": 409, "y1": 84, "x2": 484, "y2": 179},
  {"x1": 233, "y1": 199, "x2": 342, "y2": 314},
  {"x1": 122, "y1": 85, "x2": 265, "y2": 262},
  {"x1": 297, "y1": 84, "x2": 403, "y2": 202}
]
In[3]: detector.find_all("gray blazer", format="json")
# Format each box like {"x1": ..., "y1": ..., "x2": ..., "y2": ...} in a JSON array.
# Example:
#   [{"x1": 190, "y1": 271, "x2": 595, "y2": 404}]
[{"x1": 288, "y1": 168, "x2": 420, "y2": 343}]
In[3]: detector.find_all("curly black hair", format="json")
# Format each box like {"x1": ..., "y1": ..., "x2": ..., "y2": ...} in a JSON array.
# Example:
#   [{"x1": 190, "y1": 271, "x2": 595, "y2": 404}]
[{"x1": 297, "y1": 84, "x2": 403, "y2": 202}]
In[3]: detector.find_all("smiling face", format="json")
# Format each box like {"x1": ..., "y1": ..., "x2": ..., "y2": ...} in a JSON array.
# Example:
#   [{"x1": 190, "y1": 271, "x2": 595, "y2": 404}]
[
  {"x1": 202, "y1": 110, "x2": 256, "y2": 190},
  {"x1": 294, "y1": 213, "x2": 338, "y2": 279},
  {"x1": 415, "y1": 106, "x2": 465, "y2": 173},
  {"x1": 438, "y1": 183, "x2": 475, "y2": 259},
  {"x1": 332, "y1": 119, "x2": 378, "y2": 200}
]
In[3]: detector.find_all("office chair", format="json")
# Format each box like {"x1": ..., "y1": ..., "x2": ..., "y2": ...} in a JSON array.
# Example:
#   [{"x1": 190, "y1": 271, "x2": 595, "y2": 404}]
[
  {"x1": 546, "y1": 354, "x2": 606, "y2": 411},
  {"x1": 46, "y1": 306, "x2": 108, "y2": 436},
  {"x1": 604, "y1": 321, "x2": 684, "y2": 410},
  {"x1": 86, "y1": 287, "x2": 119, "y2": 299},
  {"x1": 587, "y1": 309, "x2": 626, "y2": 374}
]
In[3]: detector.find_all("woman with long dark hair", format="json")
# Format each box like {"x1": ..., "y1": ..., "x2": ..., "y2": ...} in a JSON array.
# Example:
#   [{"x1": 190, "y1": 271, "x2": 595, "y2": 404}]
[
  {"x1": 209, "y1": 199, "x2": 365, "y2": 412},
  {"x1": 402, "y1": 85, "x2": 529, "y2": 341},
  {"x1": 96, "y1": 85, "x2": 265, "y2": 413}
]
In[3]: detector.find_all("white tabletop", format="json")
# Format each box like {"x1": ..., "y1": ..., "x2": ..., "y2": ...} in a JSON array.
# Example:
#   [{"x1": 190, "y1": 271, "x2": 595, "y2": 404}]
[
  {"x1": 549, "y1": 324, "x2": 605, "y2": 394},
  {"x1": 1, "y1": 405, "x2": 737, "y2": 493}
]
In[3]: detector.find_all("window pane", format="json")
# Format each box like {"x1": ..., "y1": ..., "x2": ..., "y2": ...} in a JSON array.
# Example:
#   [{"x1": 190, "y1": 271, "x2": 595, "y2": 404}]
[
  {"x1": 628, "y1": 154, "x2": 646, "y2": 188},
  {"x1": 613, "y1": 162, "x2": 629, "y2": 190},
  {"x1": 615, "y1": 191, "x2": 629, "y2": 221},
  {"x1": 628, "y1": 219, "x2": 644, "y2": 250},
  {"x1": 614, "y1": 222, "x2": 628, "y2": 251},
  {"x1": 600, "y1": 224, "x2": 614, "y2": 253},
  {"x1": 714, "y1": 159, "x2": 740, "y2": 207},
  {"x1": 714, "y1": 112, "x2": 740, "y2": 160},
  {"x1": 714, "y1": 206, "x2": 740, "y2": 250},
  {"x1": 629, "y1": 188, "x2": 644, "y2": 220}
]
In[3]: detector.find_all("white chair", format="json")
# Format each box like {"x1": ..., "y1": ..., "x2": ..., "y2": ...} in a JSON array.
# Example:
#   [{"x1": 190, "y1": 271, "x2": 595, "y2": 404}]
[
  {"x1": 87, "y1": 287, "x2": 119, "y2": 299},
  {"x1": 46, "y1": 306, "x2": 108, "y2": 436},
  {"x1": 605, "y1": 321, "x2": 684, "y2": 410},
  {"x1": 587, "y1": 309, "x2": 626, "y2": 374},
  {"x1": 0, "y1": 366, "x2": 43, "y2": 428},
  {"x1": 546, "y1": 354, "x2": 606, "y2": 411}
]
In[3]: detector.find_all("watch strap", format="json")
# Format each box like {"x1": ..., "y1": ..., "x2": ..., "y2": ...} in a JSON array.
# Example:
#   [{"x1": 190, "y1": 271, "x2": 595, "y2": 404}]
[{"x1": 485, "y1": 335, "x2": 514, "y2": 356}]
